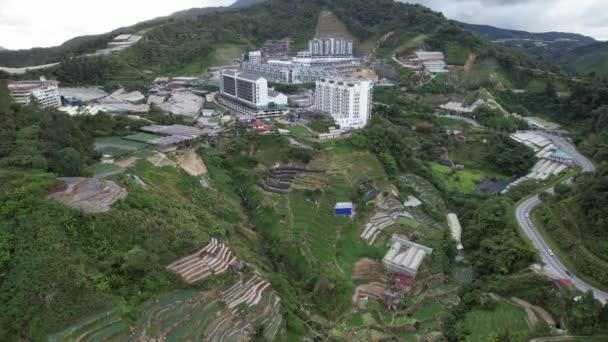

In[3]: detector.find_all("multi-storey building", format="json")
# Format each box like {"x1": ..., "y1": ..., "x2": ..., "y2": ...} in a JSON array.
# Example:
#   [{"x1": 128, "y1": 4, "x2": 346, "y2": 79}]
[
  {"x1": 309, "y1": 38, "x2": 353, "y2": 58},
  {"x1": 248, "y1": 51, "x2": 262, "y2": 64},
  {"x1": 240, "y1": 62, "x2": 340, "y2": 84},
  {"x1": 314, "y1": 78, "x2": 373, "y2": 129},
  {"x1": 218, "y1": 70, "x2": 288, "y2": 118},
  {"x1": 7, "y1": 78, "x2": 61, "y2": 108}
]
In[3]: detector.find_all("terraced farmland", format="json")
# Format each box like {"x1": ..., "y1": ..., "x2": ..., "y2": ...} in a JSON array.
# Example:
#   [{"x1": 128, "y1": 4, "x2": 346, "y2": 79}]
[{"x1": 49, "y1": 279, "x2": 283, "y2": 342}]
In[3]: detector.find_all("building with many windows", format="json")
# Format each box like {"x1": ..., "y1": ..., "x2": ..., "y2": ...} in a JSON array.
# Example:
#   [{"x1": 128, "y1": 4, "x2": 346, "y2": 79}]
[
  {"x1": 7, "y1": 78, "x2": 61, "y2": 108},
  {"x1": 314, "y1": 78, "x2": 373, "y2": 129},
  {"x1": 309, "y1": 38, "x2": 353, "y2": 58},
  {"x1": 248, "y1": 51, "x2": 262, "y2": 64},
  {"x1": 218, "y1": 70, "x2": 288, "y2": 118},
  {"x1": 241, "y1": 62, "x2": 340, "y2": 84}
]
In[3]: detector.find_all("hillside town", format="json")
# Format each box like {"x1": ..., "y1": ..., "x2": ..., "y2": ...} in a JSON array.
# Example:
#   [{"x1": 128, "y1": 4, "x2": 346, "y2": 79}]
[{"x1": 1, "y1": 0, "x2": 608, "y2": 341}]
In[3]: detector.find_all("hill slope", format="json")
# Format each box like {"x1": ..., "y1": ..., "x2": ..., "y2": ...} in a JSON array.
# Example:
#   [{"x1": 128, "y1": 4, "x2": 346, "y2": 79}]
[
  {"x1": 0, "y1": 0, "x2": 263, "y2": 68},
  {"x1": 554, "y1": 41, "x2": 608, "y2": 77},
  {"x1": 461, "y1": 23, "x2": 596, "y2": 43}
]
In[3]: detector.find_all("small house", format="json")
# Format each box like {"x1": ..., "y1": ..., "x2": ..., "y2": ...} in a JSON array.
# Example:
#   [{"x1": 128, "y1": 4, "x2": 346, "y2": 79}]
[
  {"x1": 334, "y1": 202, "x2": 353, "y2": 217},
  {"x1": 252, "y1": 120, "x2": 270, "y2": 132}
]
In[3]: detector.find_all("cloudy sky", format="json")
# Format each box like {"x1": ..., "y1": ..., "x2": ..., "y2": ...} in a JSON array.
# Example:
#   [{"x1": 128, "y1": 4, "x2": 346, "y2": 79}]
[{"x1": 1, "y1": 0, "x2": 607, "y2": 50}]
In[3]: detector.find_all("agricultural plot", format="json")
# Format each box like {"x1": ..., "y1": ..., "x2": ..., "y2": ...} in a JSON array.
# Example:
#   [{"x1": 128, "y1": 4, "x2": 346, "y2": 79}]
[
  {"x1": 123, "y1": 132, "x2": 159, "y2": 143},
  {"x1": 399, "y1": 173, "x2": 445, "y2": 211},
  {"x1": 431, "y1": 164, "x2": 483, "y2": 193},
  {"x1": 50, "y1": 280, "x2": 283, "y2": 342},
  {"x1": 94, "y1": 136, "x2": 147, "y2": 157},
  {"x1": 91, "y1": 163, "x2": 125, "y2": 178},
  {"x1": 47, "y1": 177, "x2": 128, "y2": 214},
  {"x1": 464, "y1": 300, "x2": 531, "y2": 342},
  {"x1": 339, "y1": 279, "x2": 460, "y2": 341},
  {"x1": 167, "y1": 238, "x2": 238, "y2": 284}
]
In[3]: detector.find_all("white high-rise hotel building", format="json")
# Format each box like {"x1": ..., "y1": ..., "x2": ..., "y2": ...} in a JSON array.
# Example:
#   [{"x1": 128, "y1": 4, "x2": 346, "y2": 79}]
[{"x1": 314, "y1": 78, "x2": 373, "y2": 129}]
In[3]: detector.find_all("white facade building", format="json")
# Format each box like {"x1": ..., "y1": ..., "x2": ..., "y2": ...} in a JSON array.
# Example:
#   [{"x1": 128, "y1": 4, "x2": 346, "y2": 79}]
[
  {"x1": 219, "y1": 70, "x2": 288, "y2": 118},
  {"x1": 314, "y1": 78, "x2": 373, "y2": 129},
  {"x1": 248, "y1": 50, "x2": 262, "y2": 64},
  {"x1": 309, "y1": 38, "x2": 353, "y2": 57},
  {"x1": 7, "y1": 78, "x2": 61, "y2": 108}
]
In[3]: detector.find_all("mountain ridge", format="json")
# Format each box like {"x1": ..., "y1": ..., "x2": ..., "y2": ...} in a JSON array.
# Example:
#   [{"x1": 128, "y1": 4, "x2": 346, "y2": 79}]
[{"x1": 461, "y1": 22, "x2": 597, "y2": 43}]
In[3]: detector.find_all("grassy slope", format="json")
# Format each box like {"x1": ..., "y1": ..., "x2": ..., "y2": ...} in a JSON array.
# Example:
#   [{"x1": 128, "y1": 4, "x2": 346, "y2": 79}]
[
  {"x1": 464, "y1": 300, "x2": 530, "y2": 342},
  {"x1": 0, "y1": 158, "x2": 255, "y2": 339}
]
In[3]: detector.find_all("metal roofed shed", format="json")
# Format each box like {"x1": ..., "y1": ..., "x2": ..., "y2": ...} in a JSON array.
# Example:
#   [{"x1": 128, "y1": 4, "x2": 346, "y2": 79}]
[
  {"x1": 446, "y1": 213, "x2": 463, "y2": 250},
  {"x1": 334, "y1": 202, "x2": 354, "y2": 217},
  {"x1": 383, "y1": 235, "x2": 433, "y2": 278}
]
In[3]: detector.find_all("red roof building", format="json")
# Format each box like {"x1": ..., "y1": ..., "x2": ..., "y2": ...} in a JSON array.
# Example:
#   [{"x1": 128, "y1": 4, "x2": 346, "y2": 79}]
[
  {"x1": 252, "y1": 120, "x2": 270, "y2": 132},
  {"x1": 554, "y1": 279, "x2": 574, "y2": 291},
  {"x1": 391, "y1": 274, "x2": 415, "y2": 290}
]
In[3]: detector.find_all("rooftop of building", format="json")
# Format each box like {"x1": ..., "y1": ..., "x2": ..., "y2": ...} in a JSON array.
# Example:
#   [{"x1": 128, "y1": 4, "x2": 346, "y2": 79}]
[
  {"x1": 551, "y1": 149, "x2": 573, "y2": 160},
  {"x1": 335, "y1": 202, "x2": 353, "y2": 209},
  {"x1": 383, "y1": 235, "x2": 433, "y2": 275},
  {"x1": 222, "y1": 70, "x2": 264, "y2": 81},
  {"x1": 7, "y1": 79, "x2": 59, "y2": 91}
]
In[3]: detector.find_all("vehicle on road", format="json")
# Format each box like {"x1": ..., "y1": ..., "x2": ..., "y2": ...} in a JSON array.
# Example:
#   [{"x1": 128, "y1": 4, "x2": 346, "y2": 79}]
[
  {"x1": 565, "y1": 270, "x2": 574, "y2": 278},
  {"x1": 548, "y1": 249, "x2": 555, "y2": 256},
  {"x1": 525, "y1": 213, "x2": 530, "y2": 218}
]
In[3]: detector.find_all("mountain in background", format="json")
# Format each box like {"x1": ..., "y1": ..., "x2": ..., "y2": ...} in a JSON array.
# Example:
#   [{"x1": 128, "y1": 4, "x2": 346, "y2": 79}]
[
  {"x1": 554, "y1": 41, "x2": 608, "y2": 77},
  {"x1": 0, "y1": 47, "x2": 6, "y2": 51},
  {"x1": 461, "y1": 22, "x2": 600, "y2": 74},
  {"x1": 461, "y1": 23, "x2": 596, "y2": 43},
  {"x1": 0, "y1": 0, "x2": 263, "y2": 68}
]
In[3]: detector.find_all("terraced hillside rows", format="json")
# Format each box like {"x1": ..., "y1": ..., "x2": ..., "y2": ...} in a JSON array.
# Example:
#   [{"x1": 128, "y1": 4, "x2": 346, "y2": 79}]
[
  {"x1": 47, "y1": 177, "x2": 128, "y2": 213},
  {"x1": 361, "y1": 197, "x2": 415, "y2": 245},
  {"x1": 48, "y1": 280, "x2": 283, "y2": 342},
  {"x1": 167, "y1": 238, "x2": 238, "y2": 284}
]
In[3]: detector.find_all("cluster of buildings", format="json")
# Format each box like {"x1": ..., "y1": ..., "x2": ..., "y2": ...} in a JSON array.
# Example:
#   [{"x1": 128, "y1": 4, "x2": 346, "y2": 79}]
[
  {"x1": 503, "y1": 131, "x2": 574, "y2": 193},
  {"x1": 216, "y1": 37, "x2": 374, "y2": 129},
  {"x1": 243, "y1": 37, "x2": 361, "y2": 84},
  {"x1": 399, "y1": 50, "x2": 448, "y2": 77}
]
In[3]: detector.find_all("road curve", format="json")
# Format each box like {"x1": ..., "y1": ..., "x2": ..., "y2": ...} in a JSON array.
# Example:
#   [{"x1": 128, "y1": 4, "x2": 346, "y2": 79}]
[{"x1": 514, "y1": 133, "x2": 607, "y2": 304}]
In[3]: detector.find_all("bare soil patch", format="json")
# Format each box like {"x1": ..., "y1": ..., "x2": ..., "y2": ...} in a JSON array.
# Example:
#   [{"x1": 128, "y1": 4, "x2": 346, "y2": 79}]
[
  {"x1": 352, "y1": 258, "x2": 383, "y2": 281},
  {"x1": 175, "y1": 148, "x2": 207, "y2": 176},
  {"x1": 114, "y1": 156, "x2": 138, "y2": 168}
]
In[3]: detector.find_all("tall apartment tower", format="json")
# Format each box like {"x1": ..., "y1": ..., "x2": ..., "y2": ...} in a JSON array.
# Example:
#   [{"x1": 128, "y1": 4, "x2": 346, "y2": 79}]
[
  {"x1": 7, "y1": 78, "x2": 61, "y2": 108},
  {"x1": 314, "y1": 78, "x2": 373, "y2": 129},
  {"x1": 309, "y1": 38, "x2": 353, "y2": 57}
]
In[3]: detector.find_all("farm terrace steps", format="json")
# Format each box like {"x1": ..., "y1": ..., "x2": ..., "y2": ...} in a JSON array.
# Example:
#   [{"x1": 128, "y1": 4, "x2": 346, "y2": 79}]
[
  {"x1": 49, "y1": 278, "x2": 283, "y2": 341},
  {"x1": 167, "y1": 238, "x2": 238, "y2": 284},
  {"x1": 258, "y1": 166, "x2": 326, "y2": 194},
  {"x1": 361, "y1": 197, "x2": 415, "y2": 245},
  {"x1": 47, "y1": 177, "x2": 128, "y2": 214}
]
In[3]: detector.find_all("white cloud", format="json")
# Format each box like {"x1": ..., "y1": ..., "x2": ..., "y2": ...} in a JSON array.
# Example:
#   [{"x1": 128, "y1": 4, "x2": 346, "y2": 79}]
[
  {"x1": 403, "y1": 0, "x2": 608, "y2": 40},
  {"x1": 1, "y1": 0, "x2": 607, "y2": 50},
  {"x1": 0, "y1": 0, "x2": 234, "y2": 50}
]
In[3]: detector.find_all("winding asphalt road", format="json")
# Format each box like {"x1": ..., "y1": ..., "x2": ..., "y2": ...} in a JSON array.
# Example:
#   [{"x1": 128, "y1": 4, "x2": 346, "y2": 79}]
[{"x1": 514, "y1": 132, "x2": 608, "y2": 304}]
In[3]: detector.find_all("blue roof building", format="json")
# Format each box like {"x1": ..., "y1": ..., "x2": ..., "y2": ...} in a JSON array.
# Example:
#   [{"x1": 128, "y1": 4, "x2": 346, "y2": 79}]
[{"x1": 334, "y1": 202, "x2": 353, "y2": 217}]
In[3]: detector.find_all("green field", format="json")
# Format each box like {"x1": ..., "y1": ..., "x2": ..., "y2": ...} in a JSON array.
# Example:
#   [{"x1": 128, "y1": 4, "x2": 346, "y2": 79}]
[
  {"x1": 289, "y1": 125, "x2": 315, "y2": 140},
  {"x1": 94, "y1": 136, "x2": 147, "y2": 157},
  {"x1": 91, "y1": 163, "x2": 125, "y2": 178},
  {"x1": 123, "y1": 132, "x2": 159, "y2": 143},
  {"x1": 464, "y1": 300, "x2": 530, "y2": 342},
  {"x1": 431, "y1": 164, "x2": 483, "y2": 193}
]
